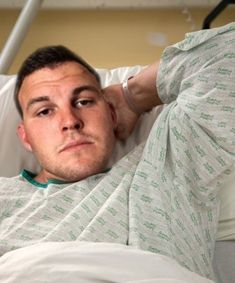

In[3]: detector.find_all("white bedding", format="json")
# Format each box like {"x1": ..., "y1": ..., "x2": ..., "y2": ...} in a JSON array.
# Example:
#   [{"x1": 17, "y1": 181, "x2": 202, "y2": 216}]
[{"x1": 0, "y1": 242, "x2": 214, "y2": 283}]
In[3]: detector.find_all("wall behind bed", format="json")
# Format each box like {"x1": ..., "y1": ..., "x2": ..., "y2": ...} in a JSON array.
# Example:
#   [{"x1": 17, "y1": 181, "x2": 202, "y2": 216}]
[{"x1": 0, "y1": 7, "x2": 234, "y2": 74}]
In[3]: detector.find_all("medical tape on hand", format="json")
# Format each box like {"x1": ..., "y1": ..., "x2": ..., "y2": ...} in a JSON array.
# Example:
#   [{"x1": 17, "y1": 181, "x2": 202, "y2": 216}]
[{"x1": 122, "y1": 76, "x2": 142, "y2": 115}]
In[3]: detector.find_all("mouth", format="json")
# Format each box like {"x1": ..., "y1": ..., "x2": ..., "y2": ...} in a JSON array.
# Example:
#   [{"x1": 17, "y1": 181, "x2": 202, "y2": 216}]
[{"x1": 59, "y1": 140, "x2": 93, "y2": 153}]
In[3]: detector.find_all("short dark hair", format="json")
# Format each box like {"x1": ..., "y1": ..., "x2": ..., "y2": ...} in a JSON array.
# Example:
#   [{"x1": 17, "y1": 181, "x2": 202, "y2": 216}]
[{"x1": 14, "y1": 45, "x2": 101, "y2": 117}]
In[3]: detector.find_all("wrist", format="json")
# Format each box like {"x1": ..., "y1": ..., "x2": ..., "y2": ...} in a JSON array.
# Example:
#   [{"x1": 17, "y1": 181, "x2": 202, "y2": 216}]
[
  {"x1": 122, "y1": 77, "x2": 143, "y2": 115},
  {"x1": 121, "y1": 62, "x2": 162, "y2": 114}
]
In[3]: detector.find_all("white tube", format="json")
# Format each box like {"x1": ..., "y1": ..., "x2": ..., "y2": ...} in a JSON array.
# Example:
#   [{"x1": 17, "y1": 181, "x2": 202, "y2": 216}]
[{"x1": 0, "y1": 0, "x2": 43, "y2": 74}]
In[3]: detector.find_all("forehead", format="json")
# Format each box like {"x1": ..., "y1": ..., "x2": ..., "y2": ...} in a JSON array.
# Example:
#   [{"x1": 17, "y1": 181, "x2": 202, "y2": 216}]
[{"x1": 20, "y1": 61, "x2": 98, "y2": 95}]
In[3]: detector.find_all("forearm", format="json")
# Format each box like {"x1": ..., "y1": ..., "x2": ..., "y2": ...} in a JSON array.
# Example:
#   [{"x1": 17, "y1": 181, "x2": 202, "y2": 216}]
[{"x1": 123, "y1": 61, "x2": 163, "y2": 114}]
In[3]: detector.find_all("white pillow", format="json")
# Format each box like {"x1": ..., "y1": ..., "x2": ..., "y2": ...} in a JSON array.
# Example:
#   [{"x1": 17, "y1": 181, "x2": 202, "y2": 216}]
[
  {"x1": 0, "y1": 75, "x2": 41, "y2": 177},
  {"x1": 216, "y1": 165, "x2": 235, "y2": 241},
  {"x1": 0, "y1": 66, "x2": 234, "y2": 241},
  {"x1": 0, "y1": 66, "x2": 162, "y2": 177}
]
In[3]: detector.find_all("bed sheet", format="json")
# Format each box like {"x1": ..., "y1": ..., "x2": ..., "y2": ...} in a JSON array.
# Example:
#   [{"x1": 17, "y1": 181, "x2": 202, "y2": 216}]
[
  {"x1": 0, "y1": 242, "x2": 214, "y2": 283},
  {"x1": 213, "y1": 241, "x2": 235, "y2": 283}
]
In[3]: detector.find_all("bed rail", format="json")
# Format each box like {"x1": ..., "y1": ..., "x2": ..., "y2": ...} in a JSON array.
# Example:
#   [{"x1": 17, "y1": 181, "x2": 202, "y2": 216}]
[
  {"x1": 0, "y1": 0, "x2": 43, "y2": 74},
  {"x1": 203, "y1": 0, "x2": 235, "y2": 29}
]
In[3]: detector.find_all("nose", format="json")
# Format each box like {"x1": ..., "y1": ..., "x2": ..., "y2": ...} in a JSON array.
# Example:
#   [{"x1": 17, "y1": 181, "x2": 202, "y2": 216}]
[{"x1": 61, "y1": 108, "x2": 83, "y2": 132}]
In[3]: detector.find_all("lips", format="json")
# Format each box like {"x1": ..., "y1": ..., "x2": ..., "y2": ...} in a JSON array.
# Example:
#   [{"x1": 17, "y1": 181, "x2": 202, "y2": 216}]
[{"x1": 59, "y1": 139, "x2": 93, "y2": 153}]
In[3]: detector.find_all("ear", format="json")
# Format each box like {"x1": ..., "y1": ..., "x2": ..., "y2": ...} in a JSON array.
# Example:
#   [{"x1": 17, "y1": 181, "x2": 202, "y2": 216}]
[
  {"x1": 108, "y1": 103, "x2": 118, "y2": 130},
  {"x1": 17, "y1": 122, "x2": 33, "y2": 152}
]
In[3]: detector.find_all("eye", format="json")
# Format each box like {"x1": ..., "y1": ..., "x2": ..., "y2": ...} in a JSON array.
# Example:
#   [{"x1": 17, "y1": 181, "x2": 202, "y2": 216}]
[
  {"x1": 36, "y1": 108, "x2": 53, "y2": 117},
  {"x1": 74, "y1": 98, "x2": 94, "y2": 108}
]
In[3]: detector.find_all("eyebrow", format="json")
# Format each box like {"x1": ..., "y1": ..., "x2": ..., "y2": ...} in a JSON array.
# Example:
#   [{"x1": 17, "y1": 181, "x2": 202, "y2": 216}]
[
  {"x1": 26, "y1": 96, "x2": 50, "y2": 111},
  {"x1": 72, "y1": 85, "x2": 101, "y2": 96}
]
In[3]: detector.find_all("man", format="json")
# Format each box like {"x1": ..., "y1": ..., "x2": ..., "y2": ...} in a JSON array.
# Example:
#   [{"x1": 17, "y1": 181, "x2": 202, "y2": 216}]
[{"x1": 0, "y1": 22, "x2": 234, "y2": 282}]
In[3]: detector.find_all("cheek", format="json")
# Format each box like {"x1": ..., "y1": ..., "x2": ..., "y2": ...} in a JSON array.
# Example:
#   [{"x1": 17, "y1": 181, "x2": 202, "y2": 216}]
[{"x1": 24, "y1": 122, "x2": 55, "y2": 152}]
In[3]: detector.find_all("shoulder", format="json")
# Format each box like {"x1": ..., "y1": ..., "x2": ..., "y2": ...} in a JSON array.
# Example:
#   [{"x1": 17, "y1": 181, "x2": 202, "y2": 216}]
[
  {"x1": 0, "y1": 175, "x2": 32, "y2": 195},
  {"x1": 169, "y1": 22, "x2": 235, "y2": 52}
]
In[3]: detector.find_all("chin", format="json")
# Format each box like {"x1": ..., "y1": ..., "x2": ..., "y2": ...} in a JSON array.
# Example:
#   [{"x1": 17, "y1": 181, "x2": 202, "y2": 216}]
[
  {"x1": 60, "y1": 159, "x2": 109, "y2": 182},
  {"x1": 63, "y1": 169, "x2": 103, "y2": 182},
  {"x1": 39, "y1": 152, "x2": 111, "y2": 183}
]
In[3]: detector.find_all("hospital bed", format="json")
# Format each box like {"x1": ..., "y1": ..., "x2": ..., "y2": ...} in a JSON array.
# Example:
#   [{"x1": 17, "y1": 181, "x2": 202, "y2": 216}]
[{"x1": 0, "y1": 1, "x2": 234, "y2": 283}]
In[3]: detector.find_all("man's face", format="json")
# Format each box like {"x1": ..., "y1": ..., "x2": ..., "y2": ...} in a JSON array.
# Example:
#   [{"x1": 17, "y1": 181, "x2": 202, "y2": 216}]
[{"x1": 17, "y1": 62, "x2": 117, "y2": 183}]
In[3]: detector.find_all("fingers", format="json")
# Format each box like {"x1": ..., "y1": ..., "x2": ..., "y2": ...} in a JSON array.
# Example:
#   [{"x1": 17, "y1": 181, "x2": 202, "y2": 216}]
[
  {"x1": 102, "y1": 84, "x2": 140, "y2": 141},
  {"x1": 102, "y1": 84, "x2": 122, "y2": 105}
]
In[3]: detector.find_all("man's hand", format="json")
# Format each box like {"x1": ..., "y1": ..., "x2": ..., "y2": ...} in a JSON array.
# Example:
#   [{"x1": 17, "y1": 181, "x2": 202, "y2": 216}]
[
  {"x1": 103, "y1": 61, "x2": 162, "y2": 140},
  {"x1": 103, "y1": 84, "x2": 140, "y2": 140}
]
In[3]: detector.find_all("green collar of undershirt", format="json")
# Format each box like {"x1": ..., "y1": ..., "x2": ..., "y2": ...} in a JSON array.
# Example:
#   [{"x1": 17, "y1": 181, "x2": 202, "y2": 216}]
[
  {"x1": 20, "y1": 168, "x2": 111, "y2": 189},
  {"x1": 21, "y1": 169, "x2": 70, "y2": 189}
]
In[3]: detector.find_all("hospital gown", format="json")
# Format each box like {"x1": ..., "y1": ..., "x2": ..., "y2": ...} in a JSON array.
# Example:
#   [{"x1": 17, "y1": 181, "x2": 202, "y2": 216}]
[{"x1": 0, "y1": 22, "x2": 235, "y2": 281}]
